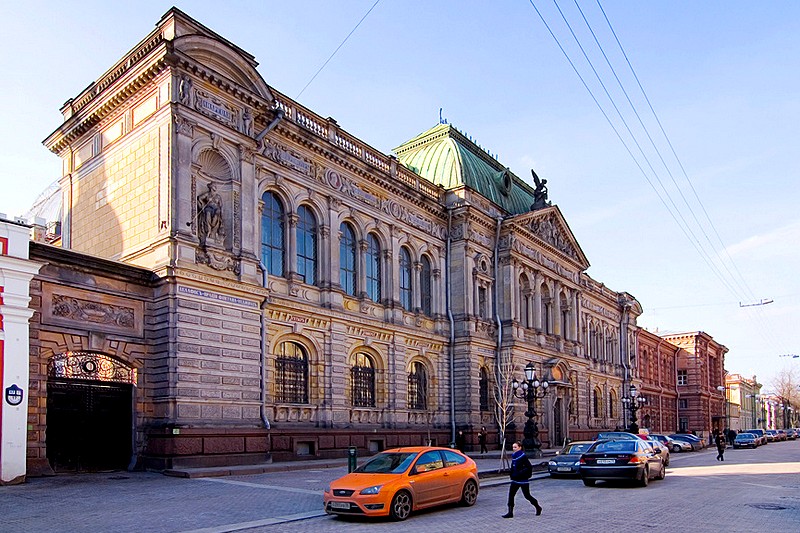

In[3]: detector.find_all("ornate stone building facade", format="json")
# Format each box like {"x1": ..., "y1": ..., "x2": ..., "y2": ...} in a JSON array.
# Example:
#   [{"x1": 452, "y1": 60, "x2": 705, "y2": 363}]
[{"x1": 20, "y1": 8, "x2": 675, "y2": 472}]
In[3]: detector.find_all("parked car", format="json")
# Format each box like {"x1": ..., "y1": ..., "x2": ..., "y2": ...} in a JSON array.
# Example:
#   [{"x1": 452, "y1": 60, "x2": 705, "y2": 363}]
[
  {"x1": 579, "y1": 439, "x2": 665, "y2": 487},
  {"x1": 643, "y1": 438, "x2": 670, "y2": 467},
  {"x1": 596, "y1": 431, "x2": 640, "y2": 441},
  {"x1": 650, "y1": 434, "x2": 691, "y2": 453},
  {"x1": 785, "y1": 428, "x2": 798, "y2": 440},
  {"x1": 743, "y1": 429, "x2": 767, "y2": 446},
  {"x1": 733, "y1": 432, "x2": 758, "y2": 449},
  {"x1": 776, "y1": 430, "x2": 788, "y2": 441},
  {"x1": 323, "y1": 447, "x2": 478, "y2": 521},
  {"x1": 548, "y1": 440, "x2": 595, "y2": 477},
  {"x1": 765, "y1": 430, "x2": 778, "y2": 442},
  {"x1": 668, "y1": 434, "x2": 703, "y2": 451}
]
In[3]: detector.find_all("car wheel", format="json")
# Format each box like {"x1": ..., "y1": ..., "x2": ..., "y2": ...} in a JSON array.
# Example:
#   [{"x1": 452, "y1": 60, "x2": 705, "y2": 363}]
[
  {"x1": 672, "y1": 444, "x2": 682, "y2": 453},
  {"x1": 389, "y1": 491, "x2": 412, "y2": 521},
  {"x1": 656, "y1": 463, "x2": 666, "y2": 480},
  {"x1": 664, "y1": 456, "x2": 670, "y2": 467},
  {"x1": 638, "y1": 466, "x2": 649, "y2": 487},
  {"x1": 582, "y1": 479, "x2": 596, "y2": 487},
  {"x1": 460, "y1": 479, "x2": 478, "y2": 506}
]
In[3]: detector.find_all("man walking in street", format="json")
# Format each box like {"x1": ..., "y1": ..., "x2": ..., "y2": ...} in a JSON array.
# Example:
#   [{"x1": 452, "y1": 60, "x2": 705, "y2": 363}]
[
  {"x1": 716, "y1": 432, "x2": 726, "y2": 461},
  {"x1": 479, "y1": 426, "x2": 488, "y2": 454},
  {"x1": 502, "y1": 441, "x2": 543, "y2": 518}
]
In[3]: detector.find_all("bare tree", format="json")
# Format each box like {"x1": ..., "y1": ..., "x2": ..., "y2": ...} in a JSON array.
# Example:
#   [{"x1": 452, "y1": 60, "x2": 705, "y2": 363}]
[
  {"x1": 494, "y1": 349, "x2": 518, "y2": 468},
  {"x1": 771, "y1": 366, "x2": 800, "y2": 427}
]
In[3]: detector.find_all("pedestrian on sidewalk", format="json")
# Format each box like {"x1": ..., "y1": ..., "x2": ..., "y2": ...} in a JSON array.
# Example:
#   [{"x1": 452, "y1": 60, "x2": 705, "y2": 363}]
[
  {"x1": 715, "y1": 432, "x2": 726, "y2": 461},
  {"x1": 479, "y1": 426, "x2": 488, "y2": 454},
  {"x1": 502, "y1": 441, "x2": 542, "y2": 519}
]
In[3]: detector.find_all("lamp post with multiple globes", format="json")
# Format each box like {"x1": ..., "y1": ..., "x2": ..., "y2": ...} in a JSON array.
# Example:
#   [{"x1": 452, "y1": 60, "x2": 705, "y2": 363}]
[{"x1": 512, "y1": 362, "x2": 550, "y2": 457}]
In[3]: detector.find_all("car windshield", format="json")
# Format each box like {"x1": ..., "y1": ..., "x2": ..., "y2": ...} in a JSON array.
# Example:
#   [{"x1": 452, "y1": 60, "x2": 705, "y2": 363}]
[
  {"x1": 354, "y1": 452, "x2": 418, "y2": 474},
  {"x1": 565, "y1": 443, "x2": 593, "y2": 454},
  {"x1": 737, "y1": 433, "x2": 755, "y2": 439},
  {"x1": 597, "y1": 432, "x2": 637, "y2": 440},
  {"x1": 591, "y1": 441, "x2": 636, "y2": 453}
]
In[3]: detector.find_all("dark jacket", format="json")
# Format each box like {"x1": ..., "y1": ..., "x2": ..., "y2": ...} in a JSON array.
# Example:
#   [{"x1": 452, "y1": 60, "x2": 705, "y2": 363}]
[{"x1": 509, "y1": 450, "x2": 533, "y2": 482}]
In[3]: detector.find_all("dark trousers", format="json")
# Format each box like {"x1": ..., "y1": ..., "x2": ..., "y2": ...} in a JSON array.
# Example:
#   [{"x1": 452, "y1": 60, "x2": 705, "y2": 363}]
[
  {"x1": 507, "y1": 482, "x2": 539, "y2": 509},
  {"x1": 480, "y1": 441, "x2": 488, "y2": 454}
]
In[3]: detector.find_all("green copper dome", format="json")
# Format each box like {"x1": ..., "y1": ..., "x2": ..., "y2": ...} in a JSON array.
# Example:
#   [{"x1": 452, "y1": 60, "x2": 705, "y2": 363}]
[{"x1": 394, "y1": 123, "x2": 537, "y2": 215}]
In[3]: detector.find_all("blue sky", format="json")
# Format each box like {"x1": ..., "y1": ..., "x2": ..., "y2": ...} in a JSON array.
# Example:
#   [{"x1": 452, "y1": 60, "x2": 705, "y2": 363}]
[{"x1": 1, "y1": 1, "x2": 798, "y2": 388}]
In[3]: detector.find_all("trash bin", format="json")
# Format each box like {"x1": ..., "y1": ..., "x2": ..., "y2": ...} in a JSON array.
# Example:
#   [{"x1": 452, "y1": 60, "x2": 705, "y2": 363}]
[{"x1": 348, "y1": 446, "x2": 357, "y2": 473}]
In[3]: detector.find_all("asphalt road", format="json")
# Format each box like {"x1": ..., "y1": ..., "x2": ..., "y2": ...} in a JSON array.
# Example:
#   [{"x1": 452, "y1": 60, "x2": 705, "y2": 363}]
[{"x1": 2, "y1": 441, "x2": 798, "y2": 532}]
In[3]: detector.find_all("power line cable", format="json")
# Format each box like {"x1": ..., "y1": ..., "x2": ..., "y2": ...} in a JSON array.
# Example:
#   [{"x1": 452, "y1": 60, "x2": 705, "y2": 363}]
[
  {"x1": 528, "y1": 0, "x2": 741, "y2": 299},
  {"x1": 296, "y1": 0, "x2": 382, "y2": 99}
]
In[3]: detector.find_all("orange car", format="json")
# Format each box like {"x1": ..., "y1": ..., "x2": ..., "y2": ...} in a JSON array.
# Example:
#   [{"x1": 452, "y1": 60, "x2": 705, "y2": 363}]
[{"x1": 323, "y1": 446, "x2": 479, "y2": 521}]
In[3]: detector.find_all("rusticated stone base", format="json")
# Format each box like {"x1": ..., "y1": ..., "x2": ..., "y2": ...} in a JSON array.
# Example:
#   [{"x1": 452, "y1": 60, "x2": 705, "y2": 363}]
[{"x1": 142, "y1": 426, "x2": 270, "y2": 470}]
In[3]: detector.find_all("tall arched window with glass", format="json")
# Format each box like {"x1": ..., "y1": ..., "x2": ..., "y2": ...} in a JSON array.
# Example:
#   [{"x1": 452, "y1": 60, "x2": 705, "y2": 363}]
[
  {"x1": 399, "y1": 247, "x2": 412, "y2": 311},
  {"x1": 365, "y1": 233, "x2": 381, "y2": 303},
  {"x1": 351, "y1": 352, "x2": 376, "y2": 408},
  {"x1": 479, "y1": 367, "x2": 490, "y2": 412},
  {"x1": 296, "y1": 205, "x2": 317, "y2": 285},
  {"x1": 420, "y1": 255, "x2": 432, "y2": 316},
  {"x1": 339, "y1": 222, "x2": 357, "y2": 296},
  {"x1": 408, "y1": 361, "x2": 428, "y2": 410},
  {"x1": 275, "y1": 341, "x2": 309, "y2": 404},
  {"x1": 261, "y1": 192, "x2": 285, "y2": 277}
]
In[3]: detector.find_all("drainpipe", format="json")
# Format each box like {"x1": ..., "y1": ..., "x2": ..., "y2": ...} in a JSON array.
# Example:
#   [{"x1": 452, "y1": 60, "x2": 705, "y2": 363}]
[
  {"x1": 446, "y1": 207, "x2": 456, "y2": 446},
  {"x1": 493, "y1": 215, "x2": 504, "y2": 422},
  {"x1": 259, "y1": 261, "x2": 271, "y2": 430},
  {"x1": 255, "y1": 108, "x2": 285, "y2": 143}
]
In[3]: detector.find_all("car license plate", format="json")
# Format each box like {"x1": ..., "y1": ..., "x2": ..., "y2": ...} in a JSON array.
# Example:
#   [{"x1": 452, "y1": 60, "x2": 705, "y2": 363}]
[
  {"x1": 330, "y1": 501, "x2": 351, "y2": 510},
  {"x1": 557, "y1": 467, "x2": 572, "y2": 472},
  {"x1": 597, "y1": 459, "x2": 615, "y2": 464}
]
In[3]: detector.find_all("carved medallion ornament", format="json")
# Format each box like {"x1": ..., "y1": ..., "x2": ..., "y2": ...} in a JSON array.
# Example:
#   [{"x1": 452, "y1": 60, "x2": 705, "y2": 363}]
[
  {"x1": 529, "y1": 214, "x2": 578, "y2": 260},
  {"x1": 196, "y1": 248, "x2": 241, "y2": 275}
]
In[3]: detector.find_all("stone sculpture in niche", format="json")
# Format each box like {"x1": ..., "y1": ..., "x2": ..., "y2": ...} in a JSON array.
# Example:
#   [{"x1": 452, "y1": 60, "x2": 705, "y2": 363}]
[{"x1": 197, "y1": 182, "x2": 224, "y2": 247}]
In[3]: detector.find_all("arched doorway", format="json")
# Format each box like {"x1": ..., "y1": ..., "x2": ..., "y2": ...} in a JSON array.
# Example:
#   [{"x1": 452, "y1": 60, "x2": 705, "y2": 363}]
[{"x1": 46, "y1": 352, "x2": 136, "y2": 472}]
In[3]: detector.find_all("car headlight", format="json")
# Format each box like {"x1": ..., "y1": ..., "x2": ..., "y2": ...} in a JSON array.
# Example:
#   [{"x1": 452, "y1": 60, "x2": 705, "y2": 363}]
[
  {"x1": 359, "y1": 485, "x2": 383, "y2": 495},
  {"x1": 548, "y1": 461, "x2": 557, "y2": 466},
  {"x1": 324, "y1": 485, "x2": 331, "y2": 493}
]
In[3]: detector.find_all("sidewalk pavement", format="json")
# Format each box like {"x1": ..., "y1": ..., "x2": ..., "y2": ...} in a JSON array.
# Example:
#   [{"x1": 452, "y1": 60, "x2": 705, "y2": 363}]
[{"x1": 163, "y1": 447, "x2": 560, "y2": 484}]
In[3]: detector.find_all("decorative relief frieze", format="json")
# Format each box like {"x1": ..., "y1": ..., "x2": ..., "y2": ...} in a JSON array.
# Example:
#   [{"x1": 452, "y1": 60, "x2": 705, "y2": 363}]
[
  {"x1": 52, "y1": 294, "x2": 135, "y2": 328},
  {"x1": 262, "y1": 139, "x2": 313, "y2": 175},
  {"x1": 273, "y1": 405, "x2": 316, "y2": 422},
  {"x1": 42, "y1": 284, "x2": 144, "y2": 337},
  {"x1": 350, "y1": 408, "x2": 384, "y2": 424},
  {"x1": 267, "y1": 310, "x2": 328, "y2": 329},
  {"x1": 529, "y1": 213, "x2": 579, "y2": 261}
]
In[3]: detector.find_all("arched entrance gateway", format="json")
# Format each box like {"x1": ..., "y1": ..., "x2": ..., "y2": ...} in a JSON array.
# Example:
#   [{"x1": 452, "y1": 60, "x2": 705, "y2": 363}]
[{"x1": 46, "y1": 352, "x2": 137, "y2": 472}]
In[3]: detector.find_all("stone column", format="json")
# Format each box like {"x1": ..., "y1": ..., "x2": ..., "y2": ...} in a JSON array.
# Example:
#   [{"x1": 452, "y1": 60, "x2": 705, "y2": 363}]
[
  {"x1": 533, "y1": 272, "x2": 543, "y2": 331},
  {"x1": 554, "y1": 282, "x2": 562, "y2": 337},
  {"x1": 358, "y1": 239, "x2": 368, "y2": 299}
]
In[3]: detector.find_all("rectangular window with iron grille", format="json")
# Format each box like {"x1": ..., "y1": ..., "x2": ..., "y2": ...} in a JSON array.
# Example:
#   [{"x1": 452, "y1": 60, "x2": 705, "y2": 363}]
[
  {"x1": 351, "y1": 365, "x2": 375, "y2": 407},
  {"x1": 408, "y1": 371, "x2": 427, "y2": 410},
  {"x1": 275, "y1": 346, "x2": 308, "y2": 404}
]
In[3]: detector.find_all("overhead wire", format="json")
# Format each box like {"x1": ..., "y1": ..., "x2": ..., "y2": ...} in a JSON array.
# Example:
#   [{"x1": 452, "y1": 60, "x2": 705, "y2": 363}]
[
  {"x1": 296, "y1": 0, "x2": 382, "y2": 99},
  {"x1": 526, "y1": 0, "x2": 784, "y2": 353}
]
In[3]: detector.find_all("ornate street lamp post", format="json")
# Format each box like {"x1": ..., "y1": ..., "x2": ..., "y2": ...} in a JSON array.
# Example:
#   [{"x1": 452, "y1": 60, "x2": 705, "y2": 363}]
[
  {"x1": 717, "y1": 385, "x2": 730, "y2": 432},
  {"x1": 621, "y1": 384, "x2": 646, "y2": 434},
  {"x1": 512, "y1": 362, "x2": 550, "y2": 458}
]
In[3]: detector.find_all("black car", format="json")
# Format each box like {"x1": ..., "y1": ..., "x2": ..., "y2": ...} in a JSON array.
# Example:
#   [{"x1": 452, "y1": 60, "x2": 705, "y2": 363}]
[
  {"x1": 547, "y1": 441, "x2": 595, "y2": 477},
  {"x1": 579, "y1": 439, "x2": 665, "y2": 487},
  {"x1": 733, "y1": 432, "x2": 758, "y2": 449}
]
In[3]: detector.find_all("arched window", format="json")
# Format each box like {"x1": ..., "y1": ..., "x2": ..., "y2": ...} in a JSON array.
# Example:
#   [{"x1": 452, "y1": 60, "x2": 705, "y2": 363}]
[
  {"x1": 519, "y1": 274, "x2": 531, "y2": 328},
  {"x1": 365, "y1": 233, "x2": 382, "y2": 303},
  {"x1": 399, "y1": 247, "x2": 412, "y2": 311},
  {"x1": 296, "y1": 205, "x2": 317, "y2": 285},
  {"x1": 339, "y1": 222, "x2": 357, "y2": 296},
  {"x1": 479, "y1": 367, "x2": 490, "y2": 412},
  {"x1": 408, "y1": 361, "x2": 428, "y2": 410},
  {"x1": 609, "y1": 389, "x2": 617, "y2": 419},
  {"x1": 275, "y1": 341, "x2": 308, "y2": 404},
  {"x1": 420, "y1": 255, "x2": 433, "y2": 316},
  {"x1": 593, "y1": 387, "x2": 602, "y2": 418},
  {"x1": 541, "y1": 283, "x2": 551, "y2": 334},
  {"x1": 261, "y1": 191, "x2": 285, "y2": 277},
  {"x1": 351, "y1": 352, "x2": 376, "y2": 408}
]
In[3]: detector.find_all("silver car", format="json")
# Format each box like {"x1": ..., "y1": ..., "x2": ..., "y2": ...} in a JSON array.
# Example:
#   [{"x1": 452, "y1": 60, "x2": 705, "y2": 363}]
[{"x1": 650, "y1": 433, "x2": 691, "y2": 453}]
